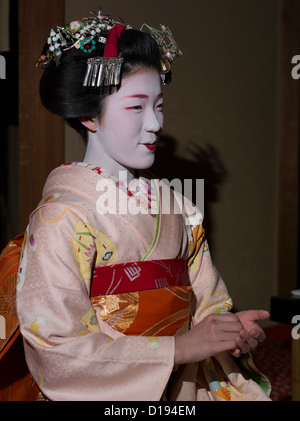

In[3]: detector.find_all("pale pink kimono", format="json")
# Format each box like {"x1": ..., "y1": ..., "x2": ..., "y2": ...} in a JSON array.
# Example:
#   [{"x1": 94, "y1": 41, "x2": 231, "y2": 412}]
[{"x1": 16, "y1": 162, "x2": 271, "y2": 401}]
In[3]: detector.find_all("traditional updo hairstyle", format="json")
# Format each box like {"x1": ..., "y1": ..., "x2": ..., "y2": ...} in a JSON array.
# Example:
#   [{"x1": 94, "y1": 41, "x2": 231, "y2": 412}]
[{"x1": 39, "y1": 29, "x2": 163, "y2": 143}]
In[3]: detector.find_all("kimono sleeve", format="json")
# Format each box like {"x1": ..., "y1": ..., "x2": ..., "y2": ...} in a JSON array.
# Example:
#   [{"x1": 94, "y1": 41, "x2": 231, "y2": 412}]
[
  {"x1": 182, "y1": 198, "x2": 233, "y2": 324},
  {"x1": 16, "y1": 203, "x2": 175, "y2": 401},
  {"x1": 180, "y1": 199, "x2": 272, "y2": 401}
]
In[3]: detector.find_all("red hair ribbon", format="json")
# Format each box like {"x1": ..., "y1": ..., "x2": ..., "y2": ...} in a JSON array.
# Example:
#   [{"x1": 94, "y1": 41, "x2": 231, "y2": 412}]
[{"x1": 104, "y1": 23, "x2": 126, "y2": 58}]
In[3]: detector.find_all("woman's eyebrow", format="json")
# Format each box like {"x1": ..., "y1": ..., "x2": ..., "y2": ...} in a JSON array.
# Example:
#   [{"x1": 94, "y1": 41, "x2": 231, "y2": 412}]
[
  {"x1": 123, "y1": 94, "x2": 149, "y2": 99},
  {"x1": 123, "y1": 93, "x2": 163, "y2": 99}
]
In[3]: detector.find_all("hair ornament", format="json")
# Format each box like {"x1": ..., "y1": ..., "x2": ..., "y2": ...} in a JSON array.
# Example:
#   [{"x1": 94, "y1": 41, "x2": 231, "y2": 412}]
[
  {"x1": 82, "y1": 23, "x2": 126, "y2": 88},
  {"x1": 36, "y1": 10, "x2": 125, "y2": 69},
  {"x1": 36, "y1": 10, "x2": 182, "y2": 87},
  {"x1": 139, "y1": 23, "x2": 182, "y2": 84},
  {"x1": 83, "y1": 57, "x2": 124, "y2": 87}
]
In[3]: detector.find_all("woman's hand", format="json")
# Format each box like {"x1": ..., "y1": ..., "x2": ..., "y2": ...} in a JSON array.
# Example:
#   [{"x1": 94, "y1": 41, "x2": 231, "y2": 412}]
[
  {"x1": 230, "y1": 310, "x2": 269, "y2": 356},
  {"x1": 174, "y1": 310, "x2": 270, "y2": 364},
  {"x1": 174, "y1": 312, "x2": 245, "y2": 365}
]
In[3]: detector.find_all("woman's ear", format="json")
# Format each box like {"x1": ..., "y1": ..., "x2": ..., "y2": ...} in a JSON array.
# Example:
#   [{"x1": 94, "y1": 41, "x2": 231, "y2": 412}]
[{"x1": 79, "y1": 116, "x2": 98, "y2": 133}]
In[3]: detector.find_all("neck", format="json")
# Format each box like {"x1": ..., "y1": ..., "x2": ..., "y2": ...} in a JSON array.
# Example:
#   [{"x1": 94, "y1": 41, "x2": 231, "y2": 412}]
[{"x1": 83, "y1": 136, "x2": 137, "y2": 183}]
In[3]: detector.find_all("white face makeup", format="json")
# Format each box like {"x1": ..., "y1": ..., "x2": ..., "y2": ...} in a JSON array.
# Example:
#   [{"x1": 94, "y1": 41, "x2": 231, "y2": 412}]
[{"x1": 83, "y1": 69, "x2": 164, "y2": 180}]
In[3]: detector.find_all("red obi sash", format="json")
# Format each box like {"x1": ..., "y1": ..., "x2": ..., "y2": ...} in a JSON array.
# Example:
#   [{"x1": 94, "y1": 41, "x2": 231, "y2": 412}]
[
  {"x1": 90, "y1": 259, "x2": 192, "y2": 336},
  {"x1": 91, "y1": 258, "x2": 190, "y2": 297}
]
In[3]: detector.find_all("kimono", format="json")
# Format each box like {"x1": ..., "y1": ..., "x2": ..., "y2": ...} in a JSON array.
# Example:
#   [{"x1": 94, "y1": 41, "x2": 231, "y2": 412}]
[{"x1": 16, "y1": 162, "x2": 271, "y2": 401}]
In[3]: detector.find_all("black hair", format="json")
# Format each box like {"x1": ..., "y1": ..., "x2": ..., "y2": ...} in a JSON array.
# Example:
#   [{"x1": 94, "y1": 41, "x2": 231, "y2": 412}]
[{"x1": 39, "y1": 29, "x2": 162, "y2": 142}]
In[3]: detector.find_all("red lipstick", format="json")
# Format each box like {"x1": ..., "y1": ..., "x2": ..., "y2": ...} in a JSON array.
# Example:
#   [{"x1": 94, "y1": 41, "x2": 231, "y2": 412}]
[{"x1": 144, "y1": 144, "x2": 156, "y2": 151}]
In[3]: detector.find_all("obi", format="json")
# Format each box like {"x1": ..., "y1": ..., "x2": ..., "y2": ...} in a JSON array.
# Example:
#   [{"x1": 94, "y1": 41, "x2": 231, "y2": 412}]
[{"x1": 91, "y1": 259, "x2": 192, "y2": 336}]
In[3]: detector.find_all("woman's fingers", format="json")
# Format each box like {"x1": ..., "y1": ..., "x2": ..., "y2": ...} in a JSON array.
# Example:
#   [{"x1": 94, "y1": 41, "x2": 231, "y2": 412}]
[
  {"x1": 208, "y1": 313, "x2": 244, "y2": 334},
  {"x1": 248, "y1": 328, "x2": 266, "y2": 343},
  {"x1": 175, "y1": 312, "x2": 266, "y2": 365},
  {"x1": 233, "y1": 329, "x2": 260, "y2": 354},
  {"x1": 212, "y1": 340, "x2": 240, "y2": 356},
  {"x1": 240, "y1": 330, "x2": 259, "y2": 348}
]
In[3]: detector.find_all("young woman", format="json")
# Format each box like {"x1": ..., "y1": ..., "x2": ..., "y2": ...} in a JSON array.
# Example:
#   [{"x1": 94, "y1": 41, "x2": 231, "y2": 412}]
[{"x1": 16, "y1": 11, "x2": 271, "y2": 401}]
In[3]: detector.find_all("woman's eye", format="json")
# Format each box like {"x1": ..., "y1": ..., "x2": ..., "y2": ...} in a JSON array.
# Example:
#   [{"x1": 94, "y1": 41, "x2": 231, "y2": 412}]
[
  {"x1": 125, "y1": 105, "x2": 143, "y2": 111},
  {"x1": 157, "y1": 103, "x2": 164, "y2": 111}
]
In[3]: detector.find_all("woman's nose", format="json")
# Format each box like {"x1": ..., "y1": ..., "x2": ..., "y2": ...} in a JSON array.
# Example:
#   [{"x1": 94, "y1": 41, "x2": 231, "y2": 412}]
[{"x1": 144, "y1": 109, "x2": 163, "y2": 133}]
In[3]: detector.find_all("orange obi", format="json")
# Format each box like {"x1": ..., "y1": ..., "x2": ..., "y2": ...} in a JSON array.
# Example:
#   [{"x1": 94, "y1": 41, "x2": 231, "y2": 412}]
[
  {"x1": 0, "y1": 233, "x2": 39, "y2": 401},
  {"x1": 0, "y1": 234, "x2": 24, "y2": 360},
  {"x1": 91, "y1": 259, "x2": 192, "y2": 336}
]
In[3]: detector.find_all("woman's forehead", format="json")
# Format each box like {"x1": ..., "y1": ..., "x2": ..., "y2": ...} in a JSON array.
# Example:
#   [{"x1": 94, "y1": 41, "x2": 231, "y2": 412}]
[{"x1": 118, "y1": 69, "x2": 162, "y2": 97}]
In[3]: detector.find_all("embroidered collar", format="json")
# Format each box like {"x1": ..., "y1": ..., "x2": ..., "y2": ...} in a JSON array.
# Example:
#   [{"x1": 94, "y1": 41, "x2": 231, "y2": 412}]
[{"x1": 62, "y1": 161, "x2": 158, "y2": 215}]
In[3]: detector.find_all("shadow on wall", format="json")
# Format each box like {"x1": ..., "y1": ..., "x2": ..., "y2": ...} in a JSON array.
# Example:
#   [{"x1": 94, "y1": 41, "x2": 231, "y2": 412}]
[{"x1": 151, "y1": 134, "x2": 228, "y2": 249}]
